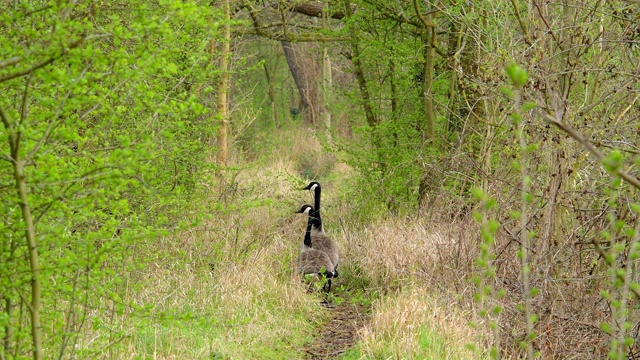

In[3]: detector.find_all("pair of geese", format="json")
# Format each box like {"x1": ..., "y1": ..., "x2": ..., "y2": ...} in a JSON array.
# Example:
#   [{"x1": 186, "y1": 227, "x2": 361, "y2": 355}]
[{"x1": 296, "y1": 181, "x2": 339, "y2": 292}]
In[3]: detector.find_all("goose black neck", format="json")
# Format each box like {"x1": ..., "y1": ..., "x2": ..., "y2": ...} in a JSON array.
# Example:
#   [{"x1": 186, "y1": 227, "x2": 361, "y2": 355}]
[
  {"x1": 303, "y1": 211, "x2": 314, "y2": 247},
  {"x1": 313, "y1": 185, "x2": 323, "y2": 230}
]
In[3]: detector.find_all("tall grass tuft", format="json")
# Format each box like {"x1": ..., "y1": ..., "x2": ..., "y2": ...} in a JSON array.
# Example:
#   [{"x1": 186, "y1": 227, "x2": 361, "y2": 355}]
[{"x1": 346, "y1": 287, "x2": 486, "y2": 359}]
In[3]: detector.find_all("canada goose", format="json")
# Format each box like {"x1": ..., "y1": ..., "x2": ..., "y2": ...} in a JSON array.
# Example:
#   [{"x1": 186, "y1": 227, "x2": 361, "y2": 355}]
[
  {"x1": 296, "y1": 204, "x2": 335, "y2": 292},
  {"x1": 302, "y1": 182, "x2": 339, "y2": 276}
]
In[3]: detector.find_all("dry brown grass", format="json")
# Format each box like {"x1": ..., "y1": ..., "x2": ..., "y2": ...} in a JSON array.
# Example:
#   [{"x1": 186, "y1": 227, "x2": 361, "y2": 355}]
[
  {"x1": 356, "y1": 287, "x2": 486, "y2": 359},
  {"x1": 328, "y1": 211, "x2": 489, "y2": 358},
  {"x1": 346, "y1": 217, "x2": 457, "y2": 288},
  {"x1": 332, "y1": 210, "x2": 479, "y2": 296}
]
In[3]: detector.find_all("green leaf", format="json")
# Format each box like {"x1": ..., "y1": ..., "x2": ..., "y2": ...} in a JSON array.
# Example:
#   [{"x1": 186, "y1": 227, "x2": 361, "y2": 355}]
[
  {"x1": 500, "y1": 86, "x2": 514, "y2": 97},
  {"x1": 506, "y1": 63, "x2": 528, "y2": 88},
  {"x1": 530, "y1": 287, "x2": 540, "y2": 296},
  {"x1": 521, "y1": 101, "x2": 537, "y2": 111}
]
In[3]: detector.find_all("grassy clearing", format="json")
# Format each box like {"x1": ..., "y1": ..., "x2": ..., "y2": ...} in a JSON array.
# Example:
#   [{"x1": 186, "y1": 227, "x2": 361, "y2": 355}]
[{"x1": 76, "y1": 124, "x2": 489, "y2": 359}]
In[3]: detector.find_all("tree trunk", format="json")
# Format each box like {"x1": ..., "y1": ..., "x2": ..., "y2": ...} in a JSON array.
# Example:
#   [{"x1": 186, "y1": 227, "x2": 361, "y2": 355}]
[
  {"x1": 389, "y1": 56, "x2": 399, "y2": 147},
  {"x1": 446, "y1": 19, "x2": 461, "y2": 134},
  {"x1": 216, "y1": 0, "x2": 231, "y2": 166},
  {"x1": 281, "y1": 41, "x2": 321, "y2": 126},
  {"x1": 540, "y1": 147, "x2": 564, "y2": 253},
  {"x1": 263, "y1": 58, "x2": 279, "y2": 127},
  {"x1": 2, "y1": 295, "x2": 11, "y2": 356},
  {"x1": 321, "y1": 46, "x2": 332, "y2": 135},
  {"x1": 0, "y1": 107, "x2": 43, "y2": 360},
  {"x1": 342, "y1": 0, "x2": 376, "y2": 127},
  {"x1": 422, "y1": 25, "x2": 435, "y2": 143},
  {"x1": 14, "y1": 159, "x2": 42, "y2": 360},
  {"x1": 416, "y1": 3, "x2": 437, "y2": 208},
  {"x1": 458, "y1": 6, "x2": 484, "y2": 126}
]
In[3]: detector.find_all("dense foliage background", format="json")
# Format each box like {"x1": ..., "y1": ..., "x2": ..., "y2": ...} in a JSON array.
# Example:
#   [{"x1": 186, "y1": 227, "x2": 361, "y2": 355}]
[{"x1": 1, "y1": 0, "x2": 639, "y2": 359}]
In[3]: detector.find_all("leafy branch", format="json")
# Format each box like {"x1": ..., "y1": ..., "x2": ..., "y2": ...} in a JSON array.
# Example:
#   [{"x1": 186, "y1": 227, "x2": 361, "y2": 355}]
[{"x1": 0, "y1": 36, "x2": 87, "y2": 83}]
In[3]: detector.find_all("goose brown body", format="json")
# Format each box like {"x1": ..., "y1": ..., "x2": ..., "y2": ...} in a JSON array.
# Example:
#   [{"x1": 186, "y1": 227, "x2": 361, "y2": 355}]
[
  {"x1": 295, "y1": 204, "x2": 335, "y2": 291},
  {"x1": 309, "y1": 227, "x2": 339, "y2": 269},
  {"x1": 297, "y1": 249, "x2": 334, "y2": 277},
  {"x1": 303, "y1": 182, "x2": 340, "y2": 274}
]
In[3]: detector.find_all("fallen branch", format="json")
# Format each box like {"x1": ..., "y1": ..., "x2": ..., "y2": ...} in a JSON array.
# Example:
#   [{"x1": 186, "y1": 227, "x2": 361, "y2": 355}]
[{"x1": 287, "y1": 1, "x2": 352, "y2": 20}]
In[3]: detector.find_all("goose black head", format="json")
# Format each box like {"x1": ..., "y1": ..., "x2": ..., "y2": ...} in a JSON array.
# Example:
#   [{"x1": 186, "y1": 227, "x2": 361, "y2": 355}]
[
  {"x1": 295, "y1": 204, "x2": 314, "y2": 214},
  {"x1": 302, "y1": 181, "x2": 320, "y2": 191}
]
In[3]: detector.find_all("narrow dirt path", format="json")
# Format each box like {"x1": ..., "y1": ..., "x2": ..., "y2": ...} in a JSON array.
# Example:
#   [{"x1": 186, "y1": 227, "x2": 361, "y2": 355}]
[{"x1": 304, "y1": 291, "x2": 370, "y2": 359}]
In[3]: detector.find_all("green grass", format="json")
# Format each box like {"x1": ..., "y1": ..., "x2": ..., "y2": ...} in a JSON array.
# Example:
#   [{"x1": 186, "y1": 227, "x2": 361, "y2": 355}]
[
  {"x1": 341, "y1": 326, "x2": 483, "y2": 360},
  {"x1": 339, "y1": 286, "x2": 487, "y2": 360}
]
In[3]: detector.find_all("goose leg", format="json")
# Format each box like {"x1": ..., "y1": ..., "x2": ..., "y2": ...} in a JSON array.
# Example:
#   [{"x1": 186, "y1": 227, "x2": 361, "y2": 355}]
[{"x1": 322, "y1": 278, "x2": 332, "y2": 292}]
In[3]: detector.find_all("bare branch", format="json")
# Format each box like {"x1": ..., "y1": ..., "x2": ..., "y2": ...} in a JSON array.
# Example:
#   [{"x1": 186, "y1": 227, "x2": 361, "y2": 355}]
[
  {"x1": 80, "y1": 78, "x2": 127, "y2": 121},
  {"x1": 0, "y1": 57, "x2": 56, "y2": 84},
  {"x1": 240, "y1": 1, "x2": 349, "y2": 42},
  {"x1": 286, "y1": 34, "x2": 351, "y2": 42},
  {"x1": 542, "y1": 112, "x2": 640, "y2": 191},
  {"x1": 33, "y1": 165, "x2": 124, "y2": 224},
  {"x1": 578, "y1": 75, "x2": 637, "y2": 116},
  {"x1": 237, "y1": 27, "x2": 350, "y2": 42},
  {"x1": 413, "y1": 0, "x2": 436, "y2": 28},
  {"x1": 508, "y1": 0, "x2": 532, "y2": 46},
  {"x1": 241, "y1": 0, "x2": 267, "y2": 35},
  {"x1": 532, "y1": 0, "x2": 563, "y2": 51},
  {"x1": 279, "y1": 0, "x2": 289, "y2": 40},
  {"x1": 591, "y1": 237, "x2": 640, "y2": 300}
]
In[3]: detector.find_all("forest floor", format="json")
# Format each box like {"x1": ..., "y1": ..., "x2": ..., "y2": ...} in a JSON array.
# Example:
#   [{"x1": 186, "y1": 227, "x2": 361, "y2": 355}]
[{"x1": 304, "y1": 286, "x2": 370, "y2": 359}]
